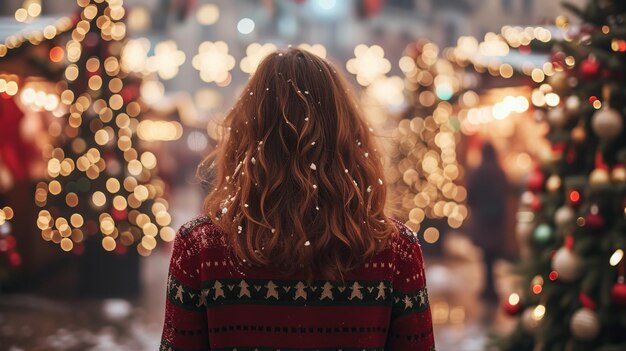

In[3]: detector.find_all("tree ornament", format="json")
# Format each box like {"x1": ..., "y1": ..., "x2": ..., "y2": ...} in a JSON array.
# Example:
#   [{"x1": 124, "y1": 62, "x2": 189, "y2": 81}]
[
  {"x1": 570, "y1": 308, "x2": 600, "y2": 340},
  {"x1": 611, "y1": 165, "x2": 626, "y2": 182},
  {"x1": 554, "y1": 206, "x2": 575, "y2": 228},
  {"x1": 502, "y1": 293, "x2": 522, "y2": 316},
  {"x1": 589, "y1": 168, "x2": 610, "y2": 186},
  {"x1": 546, "y1": 175, "x2": 562, "y2": 192},
  {"x1": 564, "y1": 95, "x2": 581, "y2": 114},
  {"x1": 548, "y1": 70, "x2": 570, "y2": 95},
  {"x1": 571, "y1": 125, "x2": 586, "y2": 144},
  {"x1": 521, "y1": 306, "x2": 543, "y2": 334},
  {"x1": 533, "y1": 224, "x2": 553, "y2": 244},
  {"x1": 579, "y1": 57, "x2": 601, "y2": 80},
  {"x1": 611, "y1": 277, "x2": 626, "y2": 306},
  {"x1": 552, "y1": 242, "x2": 581, "y2": 282},
  {"x1": 584, "y1": 205, "x2": 605, "y2": 230},
  {"x1": 520, "y1": 191, "x2": 535, "y2": 207},
  {"x1": 530, "y1": 196, "x2": 542, "y2": 212},
  {"x1": 591, "y1": 107, "x2": 623, "y2": 141},
  {"x1": 527, "y1": 170, "x2": 545, "y2": 193},
  {"x1": 548, "y1": 106, "x2": 568, "y2": 129}
]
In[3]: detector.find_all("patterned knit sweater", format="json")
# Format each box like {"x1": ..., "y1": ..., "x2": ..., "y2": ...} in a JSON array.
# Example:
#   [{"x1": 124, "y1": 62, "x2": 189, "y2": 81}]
[{"x1": 160, "y1": 215, "x2": 435, "y2": 351}]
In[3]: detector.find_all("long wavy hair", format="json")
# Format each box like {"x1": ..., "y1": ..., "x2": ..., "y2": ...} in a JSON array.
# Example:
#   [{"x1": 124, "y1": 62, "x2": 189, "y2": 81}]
[{"x1": 201, "y1": 48, "x2": 398, "y2": 281}]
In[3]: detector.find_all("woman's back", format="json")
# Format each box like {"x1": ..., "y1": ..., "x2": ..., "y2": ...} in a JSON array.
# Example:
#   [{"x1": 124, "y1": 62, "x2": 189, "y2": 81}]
[
  {"x1": 161, "y1": 215, "x2": 434, "y2": 350},
  {"x1": 161, "y1": 48, "x2": 434, "y2": 350}
]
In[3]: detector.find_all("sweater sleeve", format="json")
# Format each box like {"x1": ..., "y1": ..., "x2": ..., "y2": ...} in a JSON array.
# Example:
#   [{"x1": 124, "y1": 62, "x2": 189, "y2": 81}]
[
  {"x1": 160, "y1": 223, "x2": 210, "y2": 351},
  {"x1": 386, "y1": 226, "x2": 435, "y2": 351}
]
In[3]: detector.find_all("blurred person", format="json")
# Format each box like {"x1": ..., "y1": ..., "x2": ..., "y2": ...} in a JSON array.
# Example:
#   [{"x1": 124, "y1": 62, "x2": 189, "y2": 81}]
[
  {"x1": 160, "y1": 48, "x2": 434, "y2": 350},
  {"x1": 467, "y1": 143, "x2": 508, "y2": 302}
]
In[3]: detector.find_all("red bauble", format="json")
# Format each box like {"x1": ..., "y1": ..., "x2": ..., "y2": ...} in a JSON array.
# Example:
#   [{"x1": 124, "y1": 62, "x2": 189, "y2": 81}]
[
  {"x1": 580, "y1": 58, "x2": 600, "y2": 80},
  {"x1": 579, "y1": 292, "x2": 597, "y2": 310},
  {"x1": 584, "y1": 213, "x2": 605, "y2": 230},
  {"x1": 502, "y1": 300, "x2": 522, "y2": 316},
  {"x1": 612, "y1": 281, "x2": 626, "y2": 306},
  {"x1": 112, "y1": 208, "x2": 128, "y2": 221},
  {"x1": 527, "y1": 171, "x2": 545, "y2": 193},
  {"x1": 531, "y1": 196, "x2": 543, "y2": 212}
]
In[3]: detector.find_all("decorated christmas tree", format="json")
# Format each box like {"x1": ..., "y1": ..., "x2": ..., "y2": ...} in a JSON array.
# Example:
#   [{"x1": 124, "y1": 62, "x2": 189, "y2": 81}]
[
  {"x1": 387, "y1": 40, "x2": 468, "y2": 239},
  {"x1": 30, "y1": 0, "x2": 174, "y2": 259},
  {"x1": 499, "y1": 1, "x2": 626, "y2": 350}
]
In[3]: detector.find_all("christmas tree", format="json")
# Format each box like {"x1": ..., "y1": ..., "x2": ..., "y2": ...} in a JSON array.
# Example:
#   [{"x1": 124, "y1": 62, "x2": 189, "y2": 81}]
[
  {"x1": 499, "y1": 1, "x2": 626, "y2": 350},
  {"x1": 387, "y1": 40, "x2": 468, "y2": 238},
  {"x1": 32, "y1": 0, "x2": 174, "y2": 258}
]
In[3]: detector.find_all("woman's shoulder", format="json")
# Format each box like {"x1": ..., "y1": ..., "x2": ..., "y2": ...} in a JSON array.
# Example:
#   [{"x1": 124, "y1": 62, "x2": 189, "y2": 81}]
[
  {"x1": 173, "y1": 214, "x2": 225, "y2": 248},
  {"x1": 388, "y1": 217, "x2": 420, "y2": 246}
]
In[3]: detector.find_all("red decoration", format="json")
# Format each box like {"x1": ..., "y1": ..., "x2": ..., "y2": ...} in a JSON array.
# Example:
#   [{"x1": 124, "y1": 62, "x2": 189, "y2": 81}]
[
  {"x1": 569, "y1": 190, "x2": 581, "y2": 206},
  {"x1": 565, "y1": 235, "x2": 574, "y2": 250},
  {"x1": 8, "y1": 251, "x2": 21, "y2": 267},
  {"x1": 112, "y1": 208, "x2": 127, "y2": 221},
  {"x1": 531, "y1": 196, "x2": 543, "y2": 212},
  {"x1": 550, "y1": 51, "x2": 566, "y2": 70},
  {"x1": 584, "y1": 212, "x2": 605, "y2": 230},
  {"x1": 49, "y1": 46, "x2": 64, "y2": 62},
  {"x1": 0, "y1": 97, "x2": 40, "y2": 182},
  {"x1": 579, "y1": 292, "x2": 597, "y2": 310},
  {"x1": 357, "y1": 0, "x2": 384, "y2": 19},
  {"x1": 503, "y1": 298, "x2": 522, "y2": 316},
  {"x1": 527, "y1": 170, "x2": 545, "y2": 193},
  {"x1": 580, "y1": 57, "x2": 601, "y2": 80},
  {"x1": 612, "y1": 280, "x2": 626, "y2": 306},
  {"x1": 549, "y1": 271, "x2": 559, "y2": 281}
]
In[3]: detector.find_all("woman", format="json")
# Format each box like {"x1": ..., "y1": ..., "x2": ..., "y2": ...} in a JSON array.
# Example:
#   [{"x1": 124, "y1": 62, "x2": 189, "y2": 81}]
[{"x1": 161, "y1": 48, "x2": 434, "y2": 350}]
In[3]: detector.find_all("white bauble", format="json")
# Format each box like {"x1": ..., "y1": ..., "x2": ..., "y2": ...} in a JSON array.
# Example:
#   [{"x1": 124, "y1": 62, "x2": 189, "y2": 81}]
[
  {"x1": 564, "y1": 95, "x2": 580, "y2": 114},
  {"x1": 516, "y1": 221, "x2": 534, "y2": 242},
  {"x1": 521, "y1": 307, "x2": 543, "y2": 335},
  {"x1": 520, "y1": 191, "x2": 535, "y2": 207},
  {"x1": 552, "y1": 247, "x2": 582, "y2": 282},
  {"x1": 554, "y1": 206, "x2": 575, "y2": 228},
  {"x1": 591, "y1": 107, "x2": 623, "y2": 140},
  {"x1": 570, "y1": 308, "x2": 600, "y2": 340},
  {"x1": 548, "y1": 106, "x2": 568, "y2": 129}
]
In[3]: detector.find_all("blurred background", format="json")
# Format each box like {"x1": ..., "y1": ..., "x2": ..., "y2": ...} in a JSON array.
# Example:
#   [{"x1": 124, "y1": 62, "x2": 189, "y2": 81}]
[{"x1": 2, "y1": 1, "x2": 626, "y2": 351}]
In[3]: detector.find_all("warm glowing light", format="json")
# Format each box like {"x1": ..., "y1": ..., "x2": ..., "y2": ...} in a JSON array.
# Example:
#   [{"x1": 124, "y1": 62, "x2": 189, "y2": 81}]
[
  {"x1": 533, "y1": 305, "x2": 546, "y2": 320},
  {"x1": 610, "y1": 249, "x2": 624, "y2": 266},
  {"x1": 192, "y1": 41, "x2": 235, "y2": 83},
  {"x1": 196, "y1": 4, "x2": 220, "y2": 25},
  {"x1": 346, "y1": 44, "x2": 391, "y2": 86},
  {"x1": 508, "y1": 293, "x2": 520, "y2": 305},
  {"x1": 240, "y1": 43, "x2": 278, "y2": 74}
]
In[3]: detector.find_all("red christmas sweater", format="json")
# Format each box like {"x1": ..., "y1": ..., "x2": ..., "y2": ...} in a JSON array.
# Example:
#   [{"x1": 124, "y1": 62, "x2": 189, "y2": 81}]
[{"x1": 160, "y1": 215, "x2": 435, "y2": 351}]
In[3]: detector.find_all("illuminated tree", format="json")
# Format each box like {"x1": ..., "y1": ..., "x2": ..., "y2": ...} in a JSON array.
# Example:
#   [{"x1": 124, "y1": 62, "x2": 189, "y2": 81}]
[
  {"x1": 498, "y1": 1, "x2": 626, "y2": 350},
  {"x1": 387, "y1": 40, "x2": 468, "y2": 242},
  {"x1": 33, "y1": 0, "x2": 174, "y2": 259}
]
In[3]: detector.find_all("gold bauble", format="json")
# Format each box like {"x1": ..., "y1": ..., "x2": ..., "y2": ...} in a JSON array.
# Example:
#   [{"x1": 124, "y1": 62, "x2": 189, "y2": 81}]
[
  {"x1": 589, "y1": 168, "x2": 610, "y2": 186},
  {"x1": 611, "y1": 166, "x2": 626, "y2": 182},
  {"x1": 546, "y1": 175, "x2": 562, "y2": 192}
]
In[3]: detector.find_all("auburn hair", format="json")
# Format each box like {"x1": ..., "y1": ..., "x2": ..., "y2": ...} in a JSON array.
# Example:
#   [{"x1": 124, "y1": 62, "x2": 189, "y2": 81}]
[{"x1": 201, "y1": 48, "x2": 398, "y2": 281}]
